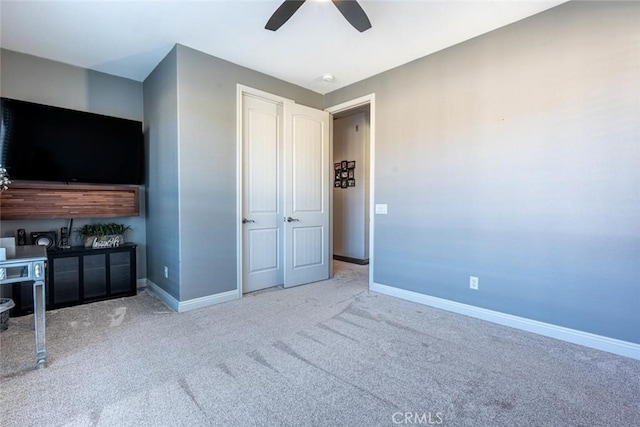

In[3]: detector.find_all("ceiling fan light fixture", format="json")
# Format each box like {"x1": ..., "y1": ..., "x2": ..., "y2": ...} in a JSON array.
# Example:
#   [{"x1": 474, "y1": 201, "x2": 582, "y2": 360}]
[{"x1": 266, "y1": 0, "x2": 371, "y2": 32}]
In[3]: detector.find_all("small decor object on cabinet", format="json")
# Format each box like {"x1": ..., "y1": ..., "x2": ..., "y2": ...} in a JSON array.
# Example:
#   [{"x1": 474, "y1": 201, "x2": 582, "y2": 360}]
[
  {"x1": 75, "y1": 223, "x2": 132, "y2": 249},
  {"x1": 0, "y1": 164, "x2": 11, "y2": 192}
]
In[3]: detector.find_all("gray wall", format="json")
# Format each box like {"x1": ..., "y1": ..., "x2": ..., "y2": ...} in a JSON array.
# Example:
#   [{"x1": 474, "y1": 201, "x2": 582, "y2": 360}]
[
  {"x1": 143, "y1": 47, "x2": 180, "y2": 299},
  {"x1": 0, "y1": 49, "x2": 147, "y2": 279},
  {"x1": 324, "y1": 1, "x2": 640, "y2": 344},
  {"x1": 0, "y1": 49, "x2": 142, "y2": 119},
  {"x1": 333, "y1": 112, "x2": 369, "y2": 261},
  {"x1": 149, "y1": 44, "x2": 322, "y2": 301}
]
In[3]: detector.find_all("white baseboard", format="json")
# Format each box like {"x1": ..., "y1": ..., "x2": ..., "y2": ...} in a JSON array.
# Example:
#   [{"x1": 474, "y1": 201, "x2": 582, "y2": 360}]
[
  {"x1": 370, "y1": 282, "x2": 640, "y2": 361},
  {"x1": 177, "y1": 290, "x2": 238, "y2": 313},
  {"x1": 145, "y1": 280, "x2": 238, "y2": 313},
  {"x1": 137, "y1": 278, "x2": 148, "y2": 289},
  {"x1": 146, "y1": 280, "x2": 180, "y2": 312}
]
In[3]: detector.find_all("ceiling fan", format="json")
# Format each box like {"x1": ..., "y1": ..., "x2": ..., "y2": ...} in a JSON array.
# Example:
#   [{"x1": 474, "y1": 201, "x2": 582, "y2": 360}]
[{"x1": 266, "y1": 0, "x2": 372, "y2": 33}]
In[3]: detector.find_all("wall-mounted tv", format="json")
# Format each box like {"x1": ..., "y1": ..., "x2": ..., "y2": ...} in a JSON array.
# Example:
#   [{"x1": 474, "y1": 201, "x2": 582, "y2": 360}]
[{"x1": 1, "y1": 98, "x2": 144, "y2": 185}]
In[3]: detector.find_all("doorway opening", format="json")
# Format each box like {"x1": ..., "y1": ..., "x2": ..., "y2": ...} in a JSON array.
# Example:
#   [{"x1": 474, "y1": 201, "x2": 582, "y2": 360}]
[
  {"x1": 326, "y1": 94, "x2": 375, "y2": 289},
  {"x1": 332, "y1": 105, "x2": 370, "y2": 265}
]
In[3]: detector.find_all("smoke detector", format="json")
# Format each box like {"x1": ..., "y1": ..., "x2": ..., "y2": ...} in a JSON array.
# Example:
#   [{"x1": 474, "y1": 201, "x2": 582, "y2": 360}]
[{"x1": 321, "y1": 73, "x2": 335, "y2": 82}]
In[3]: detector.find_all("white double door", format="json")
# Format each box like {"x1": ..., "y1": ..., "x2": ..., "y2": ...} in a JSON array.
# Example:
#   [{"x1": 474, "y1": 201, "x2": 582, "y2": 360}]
[{"x1": 242, "y1": 93, "x2": 330, "y2": 293}]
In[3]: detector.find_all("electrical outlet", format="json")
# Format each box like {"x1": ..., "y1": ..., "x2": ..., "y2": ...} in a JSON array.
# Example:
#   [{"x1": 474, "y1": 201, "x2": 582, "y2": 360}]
[
  {"x1": 470, "y1": 276, "x2": 479, "y2": 290},
  {"x1": 164, "y1": 266, "x2": 169, "y2": 279}
]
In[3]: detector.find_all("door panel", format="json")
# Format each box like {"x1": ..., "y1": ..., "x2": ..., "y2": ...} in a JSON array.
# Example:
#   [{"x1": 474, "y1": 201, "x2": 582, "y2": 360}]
[
  {"x1": 284, "y1": 103, "x2": 330, "y2": 287},
  {"x1": 249, "y1": 228, "x2": 279, "y2": 272},
  {"x1": 242, "y1": 95, "x2": 282, "y2": 293},
  {"x1": 292, "y1": 226, "x2": 324, "y2": 268},
  {"x1": 248, "y1": 108, "x2": 278, "y2": 213},
  {"x1": 293, "y1": 118, "x2": 324, "y2": 212}
]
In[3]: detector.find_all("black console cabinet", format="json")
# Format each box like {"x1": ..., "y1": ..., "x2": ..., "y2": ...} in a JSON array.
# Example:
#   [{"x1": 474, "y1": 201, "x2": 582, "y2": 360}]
[{"x1": 11, "y1": 244, "x2": 137, "y2": 315}]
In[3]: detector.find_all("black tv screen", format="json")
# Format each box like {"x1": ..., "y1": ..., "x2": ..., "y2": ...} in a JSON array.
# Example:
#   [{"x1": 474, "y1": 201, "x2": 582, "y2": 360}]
[{"x1": 1, "y1": 98, "x2": 144, "y2": 185}]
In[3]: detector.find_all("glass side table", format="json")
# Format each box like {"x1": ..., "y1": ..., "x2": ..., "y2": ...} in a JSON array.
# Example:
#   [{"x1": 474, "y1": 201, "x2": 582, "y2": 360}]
[{"x1": 0, "y1": 245, "x2": 47, "y2": 368}]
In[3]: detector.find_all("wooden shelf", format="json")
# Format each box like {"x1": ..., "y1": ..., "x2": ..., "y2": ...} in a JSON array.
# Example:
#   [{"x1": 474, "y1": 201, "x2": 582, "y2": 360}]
[{"x1": 0, "y1": 182, "x2": 140, "y2": 220}]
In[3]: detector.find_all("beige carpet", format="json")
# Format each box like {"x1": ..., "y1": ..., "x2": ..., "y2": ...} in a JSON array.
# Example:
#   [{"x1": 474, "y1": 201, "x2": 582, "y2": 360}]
[{"x1": 1, "y1": 261, "x2": 639, "y2": 426}]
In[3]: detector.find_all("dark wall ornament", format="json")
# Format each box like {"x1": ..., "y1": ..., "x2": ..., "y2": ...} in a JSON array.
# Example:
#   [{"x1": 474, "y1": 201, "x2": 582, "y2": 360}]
[{"x1": 334, "y1": 160, "x2": 357, "y2": 189}]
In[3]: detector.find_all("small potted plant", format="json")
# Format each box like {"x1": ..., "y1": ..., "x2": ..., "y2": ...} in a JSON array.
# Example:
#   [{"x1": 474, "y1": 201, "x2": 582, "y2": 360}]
[{"x1": 75, "y1": 223, "x2": 132, "y2": 248}]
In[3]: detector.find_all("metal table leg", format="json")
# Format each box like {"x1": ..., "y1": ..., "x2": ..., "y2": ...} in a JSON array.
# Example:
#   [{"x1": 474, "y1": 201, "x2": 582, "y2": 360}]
[{"x1": 32, "y1": 261, "x2": 47, "y2": 368}]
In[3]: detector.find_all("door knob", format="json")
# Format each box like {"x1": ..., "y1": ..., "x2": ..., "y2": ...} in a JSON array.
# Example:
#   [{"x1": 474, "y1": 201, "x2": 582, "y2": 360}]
[
  {"x1": 285, "y1": 216, "x2": 300, "y2": 223},
  {"x1": 242, "y1": 218, "x2": 255, "y2": 224}
]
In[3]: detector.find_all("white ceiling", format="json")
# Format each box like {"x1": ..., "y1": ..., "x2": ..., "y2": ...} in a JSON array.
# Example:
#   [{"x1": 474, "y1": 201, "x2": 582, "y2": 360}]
[{"x1": 0, "y1": 0, "x2": 566, "y2": 94}]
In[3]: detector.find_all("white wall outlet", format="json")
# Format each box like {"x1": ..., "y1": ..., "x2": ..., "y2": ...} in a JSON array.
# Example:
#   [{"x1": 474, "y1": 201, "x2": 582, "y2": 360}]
[
  {"x1": 470, "y1": 276, "x2": 479, "y2": 290},
  {"x1": 375, "y1": 204, "x2": 388, "y2": 214},
  {"x1": 164, "y1": 266, "x2": 169, "y2": 279}
]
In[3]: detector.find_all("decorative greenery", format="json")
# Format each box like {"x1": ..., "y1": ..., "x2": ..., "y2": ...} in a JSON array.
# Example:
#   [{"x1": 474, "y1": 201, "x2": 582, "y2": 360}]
[
  {"x1": 0, "y1": 165, "x2": 11, "y2": 192},
  {"x1": 75, "y1": 223, "x2": 132, "y2": 240}
]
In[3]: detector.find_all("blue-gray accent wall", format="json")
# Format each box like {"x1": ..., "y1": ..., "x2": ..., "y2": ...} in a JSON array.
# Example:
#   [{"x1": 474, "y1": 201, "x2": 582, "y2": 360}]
[{"x1": 324, "y1": 1, "x2": 640, "y2": 344}]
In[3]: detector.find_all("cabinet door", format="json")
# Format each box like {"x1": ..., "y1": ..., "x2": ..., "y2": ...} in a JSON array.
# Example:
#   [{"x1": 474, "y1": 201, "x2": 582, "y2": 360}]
[
  {"x1": 109, "y1": 251, "x2": 132, "y2": 294},
  {"x1": 83, "y1": 254, "x2": 107, "y2": 299},
  {"x1": 51, "y1": 257, "x2": 80, "y2": 305}
]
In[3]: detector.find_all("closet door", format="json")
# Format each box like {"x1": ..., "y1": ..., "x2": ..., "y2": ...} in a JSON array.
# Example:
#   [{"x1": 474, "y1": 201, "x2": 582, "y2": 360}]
[
  {"x1": 283, "y1": 102, "x2": 330, "y2": 287},
  {"x1": 240, "y1": 92, "x2": 330, "y2": 293},
  {"x1": 242, "y1": 95, "x2": 283, "y2": 293}
]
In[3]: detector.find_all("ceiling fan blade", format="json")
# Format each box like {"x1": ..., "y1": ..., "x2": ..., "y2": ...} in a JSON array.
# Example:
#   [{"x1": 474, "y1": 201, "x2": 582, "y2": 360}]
[
  {"x1": 332, "y1": 0, "x2": 371, "y2": 32},
  {"x1": 265, "y1": 0, "x2": 306, "y2": 31}
]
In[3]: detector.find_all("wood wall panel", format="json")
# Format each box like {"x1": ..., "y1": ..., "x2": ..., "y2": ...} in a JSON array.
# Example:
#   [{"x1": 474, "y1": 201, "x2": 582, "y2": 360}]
[{"x1": 0, "y1": 183, "x2": 140, "y2": 219}]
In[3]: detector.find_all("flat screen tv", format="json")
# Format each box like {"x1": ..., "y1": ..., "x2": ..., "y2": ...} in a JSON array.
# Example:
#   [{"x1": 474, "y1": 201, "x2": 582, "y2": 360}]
[{"x1": 1, "y1": 98, "x2": 144, "y2": 185}]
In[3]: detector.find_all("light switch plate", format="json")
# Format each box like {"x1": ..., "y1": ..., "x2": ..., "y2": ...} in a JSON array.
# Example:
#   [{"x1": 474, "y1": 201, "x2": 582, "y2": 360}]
[{"x1": 375, "y1": 204, "x2": 388, "y2": 214}]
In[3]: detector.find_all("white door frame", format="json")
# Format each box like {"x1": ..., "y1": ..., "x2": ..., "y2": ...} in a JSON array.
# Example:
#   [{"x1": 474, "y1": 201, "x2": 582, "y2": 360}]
[
  {"x1": 325, "y1": 94, "x2": 376, "y2": 289},
  {"x1": 236, "y1": 84, "x2": 294, "y2": 298}
]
